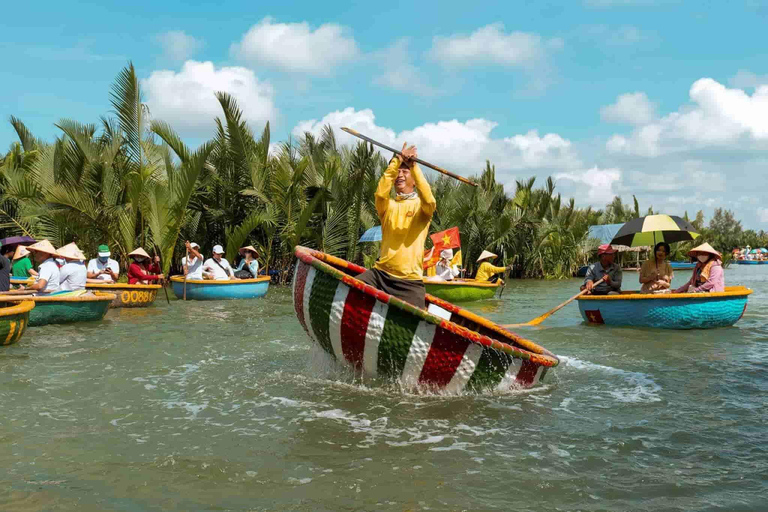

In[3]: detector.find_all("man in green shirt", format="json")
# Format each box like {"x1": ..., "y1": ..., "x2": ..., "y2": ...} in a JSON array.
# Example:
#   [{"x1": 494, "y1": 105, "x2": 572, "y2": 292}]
[{"x1": 11, "y1": 245, "x2": 35, "y2": 278}]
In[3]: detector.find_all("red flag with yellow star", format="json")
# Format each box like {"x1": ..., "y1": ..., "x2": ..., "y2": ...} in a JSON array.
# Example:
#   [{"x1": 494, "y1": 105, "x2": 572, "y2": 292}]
[{"x1": 423, "y1": 227, "x2": 461, "y2": 269}]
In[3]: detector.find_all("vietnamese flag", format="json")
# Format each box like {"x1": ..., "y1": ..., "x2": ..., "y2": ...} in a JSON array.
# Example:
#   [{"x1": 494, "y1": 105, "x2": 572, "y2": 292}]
[{"x1": 423, "y1": 227, "x2": 461, "y2": 269}]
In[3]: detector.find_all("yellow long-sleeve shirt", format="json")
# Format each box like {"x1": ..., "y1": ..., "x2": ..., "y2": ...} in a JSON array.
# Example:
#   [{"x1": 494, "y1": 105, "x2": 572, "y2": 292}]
[
  {"x1": 475, "y1": 261, "x2": 507, "y2": 282},
  {"x1": 373, "y1": 157, "x2": 436, "y2": 280}
]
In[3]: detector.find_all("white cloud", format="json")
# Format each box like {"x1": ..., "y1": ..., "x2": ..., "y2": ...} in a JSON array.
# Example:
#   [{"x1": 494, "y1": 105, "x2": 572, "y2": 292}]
[
  {"x1": 601, "y1": 92, "x2": 657, "y2": 125},
  {"x1": 371, "y1": 38, "x2": 436, "y2": 96},
  {"x1": 230, "y1": 17, "x2": 359, "y2": 75},
  {"x1": 428, "y1": 23, "x2": 559, "y2": 69},
  {"x1": 555, "y1": 167, "x2": 622, "y2": 204},
  {"x1": 606, "y1": 78, "x2": 768, "y2": 156},
  {"x1": 143, "y1": 61, "x2": 276, "y2": 134},
  {"x1": 155, "y1": 30, "x2": 203, "y2": 62},
  {"x1": 293, "y1": 108, "x2": 579, "y2": 180},
  {"x1": 729, "y1": 70, "x2": 768, "y2": 90},
  {"x1": 758, "y1": 207, "x2": 768, "y2": 223}
]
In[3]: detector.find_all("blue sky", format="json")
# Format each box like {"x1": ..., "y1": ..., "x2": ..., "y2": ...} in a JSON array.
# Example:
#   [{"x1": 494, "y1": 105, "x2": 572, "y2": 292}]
[{"x1": 3, "y1": 0, "x2": 768, "y2": 228}]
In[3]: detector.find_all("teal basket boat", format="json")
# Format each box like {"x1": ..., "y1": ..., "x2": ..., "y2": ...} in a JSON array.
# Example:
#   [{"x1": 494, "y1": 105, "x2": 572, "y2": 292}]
[
  {"x1": 0, "y1": 300, "x2": 35, "y2": 346},
  {"x1": 577, "y1": 286, "x2": 752, "y2": 329},
  {"x1": 170, "y1": 276, "x2": 270, "y2": 300},
  {"x1": 423, "y1": 278, "x2": 501, "y2": 302},
  {"x1": 0, "y1": 292, "x2": 115, "y2": 327}
]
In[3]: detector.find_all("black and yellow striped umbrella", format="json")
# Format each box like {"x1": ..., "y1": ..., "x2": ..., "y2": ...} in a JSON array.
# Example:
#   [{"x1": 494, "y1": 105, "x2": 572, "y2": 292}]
[{"x1": 610, "y1": 214, "x2": 700, "y2": 247}]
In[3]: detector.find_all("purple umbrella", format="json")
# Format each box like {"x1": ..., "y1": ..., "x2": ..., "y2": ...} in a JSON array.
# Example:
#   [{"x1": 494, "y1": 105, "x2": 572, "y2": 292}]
[{"x1": 0, "y1": 236, "x2": 35, "y2": 247}]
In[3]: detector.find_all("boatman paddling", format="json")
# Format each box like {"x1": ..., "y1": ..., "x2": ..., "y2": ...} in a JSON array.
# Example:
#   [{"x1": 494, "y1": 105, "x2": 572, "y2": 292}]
[{"x1": 356, "y1": 143, "x2": 436, "y2": 308}]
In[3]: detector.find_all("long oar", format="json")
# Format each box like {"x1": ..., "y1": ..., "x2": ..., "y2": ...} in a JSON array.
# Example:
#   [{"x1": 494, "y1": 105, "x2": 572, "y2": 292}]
[
  {"x1": 153, "y1": 248, "x2": 171, "y2": 305},
  {"x1": 498, "y1": 268, "x2": 510, "y2": 298},
  {"x1": 183, "y1": 250, "x2": 188, "y2": 301},
  {"x1": 341, "y1": 127, "x2": 478, "y2": 187},
  {"x1": 502, "y1": 276, "x2": 607, "y2": 328}
]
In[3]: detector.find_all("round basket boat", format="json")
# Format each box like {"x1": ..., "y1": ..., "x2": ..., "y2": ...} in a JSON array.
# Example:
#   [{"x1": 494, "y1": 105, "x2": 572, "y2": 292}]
[
  {"x1": 0, "y1": 291, "x2": 115, "y2": 327},
  {"x1": 0, "y1": 300, "x2": 35, "y2": 346},
  {"x1": 86, "y1": 283, "x2": 162, "y2": 308},
  {"x1": 735, "y1": 260, "x2": 759, "y2": 265},
  {"x1": 170, "y1": 276, "x2": 270, "y2": 300},
  {"x1": 577, "y1": 286, "x2": 753, "y2": 329},
  {"x1": 10, "y1": 277, "x2": 34, "y2": 286},
  {"x1": 423, "y1": 278, "x2": 501, "y2": 302},
  {"x1": 670, "y1": 261, "x2": 696, "y2": 270},
  {"x1": 293, "y1": 246, "x2": 559, "y2": 393}
]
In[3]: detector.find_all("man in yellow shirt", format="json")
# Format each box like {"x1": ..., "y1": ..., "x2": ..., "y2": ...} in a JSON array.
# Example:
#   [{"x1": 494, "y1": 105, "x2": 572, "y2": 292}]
[
  {"x1": 357, "y1": 143, "x2": 436, "y2": 308},
  {"x1": 475, "y1": 250, "x2": 511, "y2": 282}
]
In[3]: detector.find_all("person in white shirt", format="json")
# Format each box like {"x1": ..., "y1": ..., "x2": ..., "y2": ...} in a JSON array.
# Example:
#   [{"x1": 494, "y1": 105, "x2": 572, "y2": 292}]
[
  {"x1": 25, "y1": 239, "x2": 61, "y2": 293},
  {"x1": 181, "y1": 241, "x2": 205, "y2": 280},
  {"x1": 203, "y1": 245, "x2": 235, "y2": 280},
  {"x1": 57, "y1": 242, "x2": 87, "y2": 291},
  {"x1": 86, "y1": 244, "x2": 120, "y2": 283},
  {"x1": 434, "y1": 248, "x2": 461, "y2": 281}
]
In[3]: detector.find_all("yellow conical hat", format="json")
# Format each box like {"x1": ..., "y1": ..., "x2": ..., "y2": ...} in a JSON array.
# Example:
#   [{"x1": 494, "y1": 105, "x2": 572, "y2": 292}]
[
  {"x1": 57, "y1": 242, "x2": 86, "y2": 261},
  {"x1": 12, "y1": 245, "x2": 30, "y2": 260},
  {"x1": 27, "y1": 239, "x2": 61, "y2": 258}
]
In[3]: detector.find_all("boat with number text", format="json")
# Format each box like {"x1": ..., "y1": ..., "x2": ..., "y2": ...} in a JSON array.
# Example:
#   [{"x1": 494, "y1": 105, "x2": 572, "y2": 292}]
[
  {"x1": 577, "y1": 286, "x2": 752, "y2": 329},
  {"x1": 170, "y1": 276, "x2": 270, "y2": 300},
  {"x1": 86, "y1": 283, "x2": 162, "y2": 308},
  {"x1": 292, "y1": 246, "x2": 559, "y2": 392}
]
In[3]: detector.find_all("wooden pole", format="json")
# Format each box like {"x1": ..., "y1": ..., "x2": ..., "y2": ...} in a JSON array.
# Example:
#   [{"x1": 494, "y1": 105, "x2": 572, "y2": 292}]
[{"x1": 341, "y1": 127, "x2": 478, "y2": 187}]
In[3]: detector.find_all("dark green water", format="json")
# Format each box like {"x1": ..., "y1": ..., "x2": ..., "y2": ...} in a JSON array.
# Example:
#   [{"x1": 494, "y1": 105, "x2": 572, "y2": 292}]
[{"x1": 2, "y1": 267, "x2": 766, "y2": 511}]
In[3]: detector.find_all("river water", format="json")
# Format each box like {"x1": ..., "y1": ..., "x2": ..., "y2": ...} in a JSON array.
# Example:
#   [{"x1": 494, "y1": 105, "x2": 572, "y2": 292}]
[{"x1": 2, "y1": 266, "x2": 766, "y2": 511}]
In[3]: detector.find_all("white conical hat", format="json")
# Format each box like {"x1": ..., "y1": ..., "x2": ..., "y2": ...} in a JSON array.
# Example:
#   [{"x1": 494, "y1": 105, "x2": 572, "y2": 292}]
[
  {"x1": 128, "y1": 247, "x2": 151, "y2": 259},
  {"x1": 27, "y1": 239, "x2": 61, "y2": 258},
  {"x1": 476, "y1": 250, "x2": 497, "y2": 263},
  {"x1": 12, "y1": 245, "x2": 30, "y2": 260},
  {"x1": 57, "y1": 242, "x2": 86, "y2": 261},
  {"x1": 687, "y1": 242, "x2": 721, "y2": 260}
]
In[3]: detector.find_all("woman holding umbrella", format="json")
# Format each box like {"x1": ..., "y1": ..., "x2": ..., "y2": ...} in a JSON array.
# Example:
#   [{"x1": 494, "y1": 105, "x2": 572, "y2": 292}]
[{"x1": 639, "y1": 242, "x2": 673, "y2": 294}]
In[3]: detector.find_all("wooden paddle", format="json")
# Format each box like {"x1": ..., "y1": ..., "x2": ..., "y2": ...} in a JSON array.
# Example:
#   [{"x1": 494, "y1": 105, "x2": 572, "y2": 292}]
[
  {"x1": 502, "y1": 276, "x2": 607, "y2": 328},
  {"x1": 183, "y1": 250, "x2": 188, "y2": 301},
  {"x1": 153, "y1": 247, "x2": 171, "y2": 305},
  {"x1": 498, "y1": 267, "x2": 511, "y2": 298},
  {"x1": 341, "y1": 127, "x2": 478, "y2": 187}
]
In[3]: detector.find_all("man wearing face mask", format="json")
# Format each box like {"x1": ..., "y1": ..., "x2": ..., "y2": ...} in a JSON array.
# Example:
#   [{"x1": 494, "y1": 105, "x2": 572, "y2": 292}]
[
  {"x1": 355, "y1": 143, "x2": 436, "y2": 308},
  {"x1": 87, "y1": 244, "x2": 120, "y2": 283}
]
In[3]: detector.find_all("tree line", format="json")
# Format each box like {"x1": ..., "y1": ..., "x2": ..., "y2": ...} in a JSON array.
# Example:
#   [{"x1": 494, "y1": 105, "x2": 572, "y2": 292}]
[{"x1": 1, "y1": 63, "x2": 762, "y2": 281}]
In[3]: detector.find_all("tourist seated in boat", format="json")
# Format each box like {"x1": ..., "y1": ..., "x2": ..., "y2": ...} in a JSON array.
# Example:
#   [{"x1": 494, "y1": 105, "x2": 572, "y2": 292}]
[
  {"x1": 234, "y1": 245, "x2": 259, "y2": 279},
  {"x1": 673, "y1": 243, "x2": 724, "y2": 293},
  {"x1": 581, "y1": 244, "x2": 622, "y2": 295},
  {"x1": 12, "y1": 245, "x2": 37, "y2": 279},
  {"x1": 182, "y1": 241, "x2": 204, "y2": 279},
  {"x1": 24, "y1": 240, "x2": 61, "y2": 293},
  {"x1": 355, "y1": 143, "x2": 436, "y2": 308},
  {"x1": 203, "y1": 244, "x2": 235, "y2": 280},
  {"x1": 475, "y1": 251, "x2": 510, "y2": 282},
  {"x1": 57, "y1": 242, "x2": 88, "y2": 291},
  {"x1": 639, "y1": 242, "x2": 673, "y2": 294},
  {"x1": 87, "y1": 244, "x2": 120, "y2": 284},
  {"x1": 0, "y1": 242, "x2": 13, "y2": 292},
  {"x1": 127, "y1": 248, "x2": 164, "y2": 285},
  {"x1": 434, "y1": 248, "x2": 461, "y2": 281}
]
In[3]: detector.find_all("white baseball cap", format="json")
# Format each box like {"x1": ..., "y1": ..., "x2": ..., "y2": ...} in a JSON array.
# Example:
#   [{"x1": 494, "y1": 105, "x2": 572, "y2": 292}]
[
  {"x1": 212, "y1": 244, "x2": 225, "y2": 254},
  {"x1": 189, "y1": 242, "x2": 200, "y2": 249}
]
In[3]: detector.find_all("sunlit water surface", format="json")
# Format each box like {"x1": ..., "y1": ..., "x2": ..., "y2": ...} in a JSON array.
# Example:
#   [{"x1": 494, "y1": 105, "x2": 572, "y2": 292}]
[{"x1": 2, "y1": 267, "x2": 766, "y2": 511}]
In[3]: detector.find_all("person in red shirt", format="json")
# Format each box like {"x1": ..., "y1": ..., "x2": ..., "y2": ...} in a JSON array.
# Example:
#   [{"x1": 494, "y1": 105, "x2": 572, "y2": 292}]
[{"x1": 127, "y1": 247, "x2": 164, "y2": 285}]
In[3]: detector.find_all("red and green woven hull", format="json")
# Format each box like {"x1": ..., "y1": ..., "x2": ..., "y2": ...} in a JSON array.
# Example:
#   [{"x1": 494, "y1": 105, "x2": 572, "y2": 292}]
[{"x1": 293, "y1": 246, "x2": 559, "y2": 393}]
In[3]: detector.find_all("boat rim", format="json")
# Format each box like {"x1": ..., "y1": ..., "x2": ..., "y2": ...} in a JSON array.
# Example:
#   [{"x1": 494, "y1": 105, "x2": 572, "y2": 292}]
[
  {"x1": 169, "y1": 276, "x2": 270, "y2": 285},
  {"x1": 86, "y1": 283, "x2": 162, "y2": 290},
  {"x1": 0, "y1": 291, "x2": 116, "y2": 303},
  {"x1": 578, "y1": 285, "x2": 752, "y2": 301},
  {"x1": 423, "y1": 278, "x2": 501, "y2": 288},
  {"x1": 295, "y1": 245, "x2": 559, "y2": 368},
  {"x1": 0, "y1": 300, "x2": 35, "y2": 315}
]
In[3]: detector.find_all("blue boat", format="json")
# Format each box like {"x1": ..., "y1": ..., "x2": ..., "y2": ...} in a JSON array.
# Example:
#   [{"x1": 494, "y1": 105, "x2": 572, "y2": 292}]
[
  {"x1": 577, "y1": 286, "x2": 752, "y2": 329},
  {"x1": 735, "y1": 260, "x2": 759, "y2": 265},
  {"x1": 170, "y1": 276, "x2": 270, "y2": 300},
  {"x1": 670, "y1": 261, "x2": 696, "y2": 270},
  {"x1": 575, "y1": 265, "x2": 589, "y2": 277}
]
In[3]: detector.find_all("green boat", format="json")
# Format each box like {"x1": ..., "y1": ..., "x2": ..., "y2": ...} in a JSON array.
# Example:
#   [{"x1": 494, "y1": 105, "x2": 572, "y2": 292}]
[
  {"x1": 0, "y1": 292, "x2": 115, "y2": 327},
  {"x1": 423, "y1": 278, "x2": 501, "y2": 302},
  {"x1": 0, "y1": 300, "x2": 35, "y2": 346}
]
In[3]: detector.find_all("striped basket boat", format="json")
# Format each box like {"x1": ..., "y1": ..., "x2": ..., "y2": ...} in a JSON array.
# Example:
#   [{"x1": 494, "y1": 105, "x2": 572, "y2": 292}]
[
  {"x1": 0, "y1": 301, "x2": 34, "y2": 346},
  {"x1": 293, "y1": 246, "x2": 559, "y2": 393}
]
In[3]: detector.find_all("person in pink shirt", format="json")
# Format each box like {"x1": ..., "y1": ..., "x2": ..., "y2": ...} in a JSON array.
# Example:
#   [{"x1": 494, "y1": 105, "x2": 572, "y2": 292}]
[{"x1": 674, "y1": 243, "x2": 725, "y2": 293}]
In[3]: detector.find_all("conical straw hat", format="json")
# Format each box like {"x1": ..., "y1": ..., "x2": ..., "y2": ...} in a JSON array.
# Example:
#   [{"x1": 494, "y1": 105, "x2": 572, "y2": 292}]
[
  {"x1": 57, "y1": 242, "x2": 86, "y2": 261},
  {"x1": 127, "y1": 247, "x2": 151, "y2": 259},
  {"x1": 687, "y1": 242, "x2": 721, "y2": 260},
  {"x1": 239, "y1": 245, "x2": 259, "y2": 257},
  {"x1": 27, "y1": 239, "x2": 61, "y2": 258},
  {"x1": 12, "y1": 245, "x2": 30, "y2": 260},
  {"x1": 476, "y1": 250, "x2": 497, "y2": 263}
]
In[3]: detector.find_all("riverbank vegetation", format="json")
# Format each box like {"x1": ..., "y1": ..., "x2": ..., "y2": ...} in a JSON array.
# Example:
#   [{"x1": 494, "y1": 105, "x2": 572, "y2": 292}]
[{"x1": 2, "y1": 64, "x2": 764, "y2": 280}]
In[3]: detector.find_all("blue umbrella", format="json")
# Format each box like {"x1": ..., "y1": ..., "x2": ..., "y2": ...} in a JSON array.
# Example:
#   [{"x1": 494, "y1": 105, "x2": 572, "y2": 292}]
[{"x1": 358, "y1": 226, "x2": 382, "y2": 243}]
